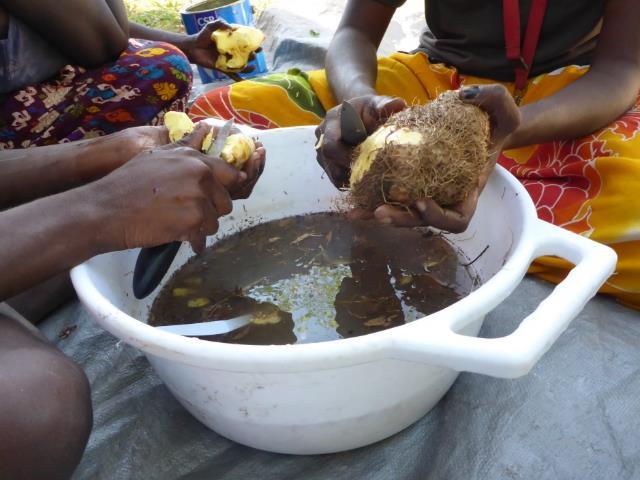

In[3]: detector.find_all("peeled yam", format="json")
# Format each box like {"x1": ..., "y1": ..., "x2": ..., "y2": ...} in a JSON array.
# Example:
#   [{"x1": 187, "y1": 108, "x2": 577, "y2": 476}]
[
  {"x1": 220, "y1": 134, "x2": 256, "y2": 169},
  {"x1": 211, "y1": 25, "x2": 265, "y2": 71},
  {"x1": 164, "y1": 111, "x2": 195, "y2": 143},
  {"x1": 163, "y1": 112, "x2": 255, "y2": 168}
]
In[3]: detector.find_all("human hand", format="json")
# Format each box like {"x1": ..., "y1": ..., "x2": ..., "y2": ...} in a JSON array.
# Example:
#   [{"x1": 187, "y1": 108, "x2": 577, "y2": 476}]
[
  {"x1": 371, "y1": 85, "x2": 521, "y2": 233},
  {"x1": 117, "y1": 125, "x2": 170, "y2": 163},
  {"x1": 227, "y1": 127, "x2": 266, "y2": 200},
  {"x1": 111, "y1": 123, "x2": 266, "y2": 195},
  {"x1": 180, "y1": 20, "x2": 260, "y2": 76},
  {"x1": 71, "y1": 125, "x2": 170, "y2": 183},
  {"x1": 314, "y1": 94, "x2": 407, "y2": 188},
  {"x1": 91, "y1": 122, "x2": 264, "y2": 254}
]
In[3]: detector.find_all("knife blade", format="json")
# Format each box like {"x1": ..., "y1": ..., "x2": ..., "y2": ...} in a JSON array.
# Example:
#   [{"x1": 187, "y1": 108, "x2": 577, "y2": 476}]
[
  {"x1": 340, "y1": 101, "x2": 368, "y2": 146},
  {"x1": 155, "y1": 314, "x2": 252, "y2": 337},
  {"x1": 132, "y1": 120, "x2": 236, "y2": 300},
  {"x1": 207, "y1": 118, "x2": 234, "y2": 158}
]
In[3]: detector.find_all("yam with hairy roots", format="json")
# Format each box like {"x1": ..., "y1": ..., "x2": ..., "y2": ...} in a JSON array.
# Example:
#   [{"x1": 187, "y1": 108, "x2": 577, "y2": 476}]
[{"x1": 349, "y1": 90, "x2": 490, "y2": 210}]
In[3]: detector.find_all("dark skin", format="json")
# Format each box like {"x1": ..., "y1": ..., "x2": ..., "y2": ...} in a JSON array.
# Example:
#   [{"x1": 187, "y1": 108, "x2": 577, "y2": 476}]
[
  {"x1": 0, "y1": 127, "x2": 179, "y2": 321},
  {"x1": 0, "y1": 3, "x2": 261, "y2": 472},
  {"x1": 0, "y1": 124, "x2": 265, "y2": 478},
  {"x1": 317, "y1": 0, "x2": 640, "y2": 232},
  {"x1": 0, "y1": 3, "x2": 267, "y2": 476},
  {"x1": 0, "y1": 0, "x2": 258, "y2": 73},
  {"x1": 0, "y1": 315, "x2": 93, "y2": 480},
  {"x1": 0, "y1": 123, "x2": 266, "y2": 301},
  {"x1": 0, "y1": 0, "x2": 129, "y2": 66},
  {"x1": 0, "y1": 126, "x2": 168, "y2": 210},
  {"x1": 128, "y1": 20, "x2": 260, "y2": 76}
]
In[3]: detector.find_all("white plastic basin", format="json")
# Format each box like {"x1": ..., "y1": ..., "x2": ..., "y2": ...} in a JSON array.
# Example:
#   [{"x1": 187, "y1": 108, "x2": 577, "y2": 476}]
[{"x1": 71, "y1": 125, "x2": 616, "y2": 454}]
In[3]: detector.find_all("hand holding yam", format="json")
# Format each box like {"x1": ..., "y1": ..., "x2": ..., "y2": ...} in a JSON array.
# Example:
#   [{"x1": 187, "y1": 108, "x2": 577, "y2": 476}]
[
  {"x1": 163, "y1": 111, "x2": 256, "y2": 169},
  {"x1": 349, "y1": 90, "x2": 491, "y2": 211},
  {"x1": 179, "y1": 20, "x2": 264, "y2": 75},
  {"x1": 211, "y1": 25, "x2": 265, "y2": 72},
  {"x1": 315, "y1": 86, "x2": 521, "y2": 233}
]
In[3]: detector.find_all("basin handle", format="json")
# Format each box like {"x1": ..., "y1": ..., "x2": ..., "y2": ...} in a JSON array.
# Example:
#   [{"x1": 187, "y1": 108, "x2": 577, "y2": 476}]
[{"x1": 392, "y1": 220, "x2": 617, "y2": 378}]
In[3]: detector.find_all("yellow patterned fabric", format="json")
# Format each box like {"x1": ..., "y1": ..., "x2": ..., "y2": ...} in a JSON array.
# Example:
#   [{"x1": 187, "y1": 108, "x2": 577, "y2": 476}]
[{"x1": 189, "y1": 52, "x2": 640, "y2": 308}]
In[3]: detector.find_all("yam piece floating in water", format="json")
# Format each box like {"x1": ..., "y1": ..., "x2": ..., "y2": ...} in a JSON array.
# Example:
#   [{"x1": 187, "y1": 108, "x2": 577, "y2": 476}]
[
  {"x1": 162, "y1": 112, "x2": 255, "y2": 169},
  {"x1": 211, "y1": 25, "x2": 265, "y2": 72},
  {"x1": 350, "y1": 90, "x2": 490, "y2": 210}
]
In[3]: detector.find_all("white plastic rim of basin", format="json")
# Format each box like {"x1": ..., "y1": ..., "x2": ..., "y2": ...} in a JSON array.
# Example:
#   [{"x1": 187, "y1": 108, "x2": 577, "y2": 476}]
[{"x1": 71, "y1": 124, "x2": 617, "y2": 380}]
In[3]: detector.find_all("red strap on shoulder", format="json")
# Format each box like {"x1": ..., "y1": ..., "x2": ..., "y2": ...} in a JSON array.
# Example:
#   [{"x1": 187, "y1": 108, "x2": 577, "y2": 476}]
[
  {"x1": 503, "y1": 0, "x2": 522, "y2": 64},
  {"x1": 503, "y1": 0, "x2": 548, "y2": 91}
]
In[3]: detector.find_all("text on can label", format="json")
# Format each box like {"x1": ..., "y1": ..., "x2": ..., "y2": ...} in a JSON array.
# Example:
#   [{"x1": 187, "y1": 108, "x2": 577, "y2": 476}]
[{"x1": 197, "y1": 15, "x2": 218, "y2": 28}]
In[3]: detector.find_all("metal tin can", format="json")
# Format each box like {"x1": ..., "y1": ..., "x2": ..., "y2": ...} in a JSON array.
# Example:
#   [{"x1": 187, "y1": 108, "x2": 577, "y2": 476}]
[{"x1": 180, "y1": 0, "x2": 268, "y2": 83}]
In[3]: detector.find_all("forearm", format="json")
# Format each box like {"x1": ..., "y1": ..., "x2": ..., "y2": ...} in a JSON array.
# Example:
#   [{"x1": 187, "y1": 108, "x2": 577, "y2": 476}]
[
  {"x1": 0, "y1": 131, "x2": 136, "y2": 209},
  {"x1": 507, "y1": 66, "x2": 639, "y2": 149},
  {"x1": 507, "y1": 0, "x2": 640, "y2": 149},
  {"x1": 129, "y1": 21, "x2": 189, "y2": 49},
  {"x1": 326, "y1": 29, "x2": 379, "y2": 102},
  {"x1": 325, "y1": 0, "x2": 396, "y2": 102},
  {"x1": 0, "y1": 188, "x2": 112, "y2": 300}
]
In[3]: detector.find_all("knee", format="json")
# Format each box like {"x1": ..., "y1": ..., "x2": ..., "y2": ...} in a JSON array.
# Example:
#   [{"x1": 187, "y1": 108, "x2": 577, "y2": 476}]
[
  {"x1": 162, "y1": 42, "x2": 194, "y2": 79},
  {"x1": 128, "y1": 40, "x2": 193, "y2": 83},
  {"x1": 0, "y1": 347, "x2": 92, "y2": 480},
  {"x1": 121, "y1": 40, "x2": 193, "y2": 113}
]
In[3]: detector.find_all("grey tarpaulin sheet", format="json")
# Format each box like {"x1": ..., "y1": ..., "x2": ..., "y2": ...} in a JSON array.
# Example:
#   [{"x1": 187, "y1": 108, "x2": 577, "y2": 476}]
[
  {"x1": 39, "y1": 9, "x2": 640, "y2": 477},
  {"x1": 40, "y1": 277, "x2": 640, "y2": 480}
]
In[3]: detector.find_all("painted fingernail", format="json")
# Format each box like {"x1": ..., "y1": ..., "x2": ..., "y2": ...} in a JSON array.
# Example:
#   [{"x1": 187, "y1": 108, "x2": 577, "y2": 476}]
[{"x1": 461, "y1": 86, "x2": 480, "y2": 99}]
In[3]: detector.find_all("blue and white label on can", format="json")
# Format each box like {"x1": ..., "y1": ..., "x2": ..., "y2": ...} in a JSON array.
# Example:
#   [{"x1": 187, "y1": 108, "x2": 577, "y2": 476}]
[{"x1": 181, "y1": 0, "x2": 268, "y2": 83}]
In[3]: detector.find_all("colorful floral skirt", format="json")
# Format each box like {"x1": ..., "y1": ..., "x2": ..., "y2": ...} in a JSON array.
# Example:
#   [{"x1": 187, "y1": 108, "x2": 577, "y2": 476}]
[
  {"x1": 0, "y1": 39, "x2": 192, "y2": 148},
  {"x1": 189, "y1": 52, "x2": 640, "y2": 308}
]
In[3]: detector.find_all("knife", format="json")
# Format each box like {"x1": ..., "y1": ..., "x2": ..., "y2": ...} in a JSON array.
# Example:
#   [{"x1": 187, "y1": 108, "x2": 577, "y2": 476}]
[
  {"x1": 155, "y1": 314, "x2": 252, "y2": 337},
  {"x1": 132, "y1": 119, "x2": 235, "y2": 300},
  {"x1": 207, "y1": 118, "x2": 235, "y2": 157},
  {"x1": 340, "y1": 101, "x2": 368, "y2": 146}
]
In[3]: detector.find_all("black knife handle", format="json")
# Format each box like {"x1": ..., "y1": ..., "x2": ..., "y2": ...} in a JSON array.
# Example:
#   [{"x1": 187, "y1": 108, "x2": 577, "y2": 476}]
[
  {"x1": 132, "y1": 242, "x2": 182, "y2": 299},
  {"x1": 340, "y1": 101, "x2": 368, "y2": 146}
]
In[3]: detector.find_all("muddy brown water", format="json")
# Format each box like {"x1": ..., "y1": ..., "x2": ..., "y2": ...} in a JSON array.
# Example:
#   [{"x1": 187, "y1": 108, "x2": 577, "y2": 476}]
[{"x1": 149, "y1": 213, "x2": 478, "y2": 345}]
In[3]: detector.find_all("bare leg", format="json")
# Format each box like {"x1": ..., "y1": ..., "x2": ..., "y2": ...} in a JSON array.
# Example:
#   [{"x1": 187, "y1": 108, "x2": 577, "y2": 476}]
[
  {"x1": 0, "y1": 314, "x2": 92, "y2": 480},
  {"x1": 6, "y1": 272, "x2": 76, "y2": 325}
]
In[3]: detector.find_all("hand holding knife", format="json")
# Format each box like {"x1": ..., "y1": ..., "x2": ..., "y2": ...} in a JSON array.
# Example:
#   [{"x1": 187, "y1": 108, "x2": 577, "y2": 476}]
[
  {"x1": 340, "y1": 101, "x2": 369, "y2": 146},
  {"x1": 132, "y1": 119, "x2": 235, "y2": 299},
  {"x1": 316, "y1": 101, "x2": 369, "y2": 187},
  {"x1": 132, "y1": 104, "x2": 367, "y2": 299}
]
